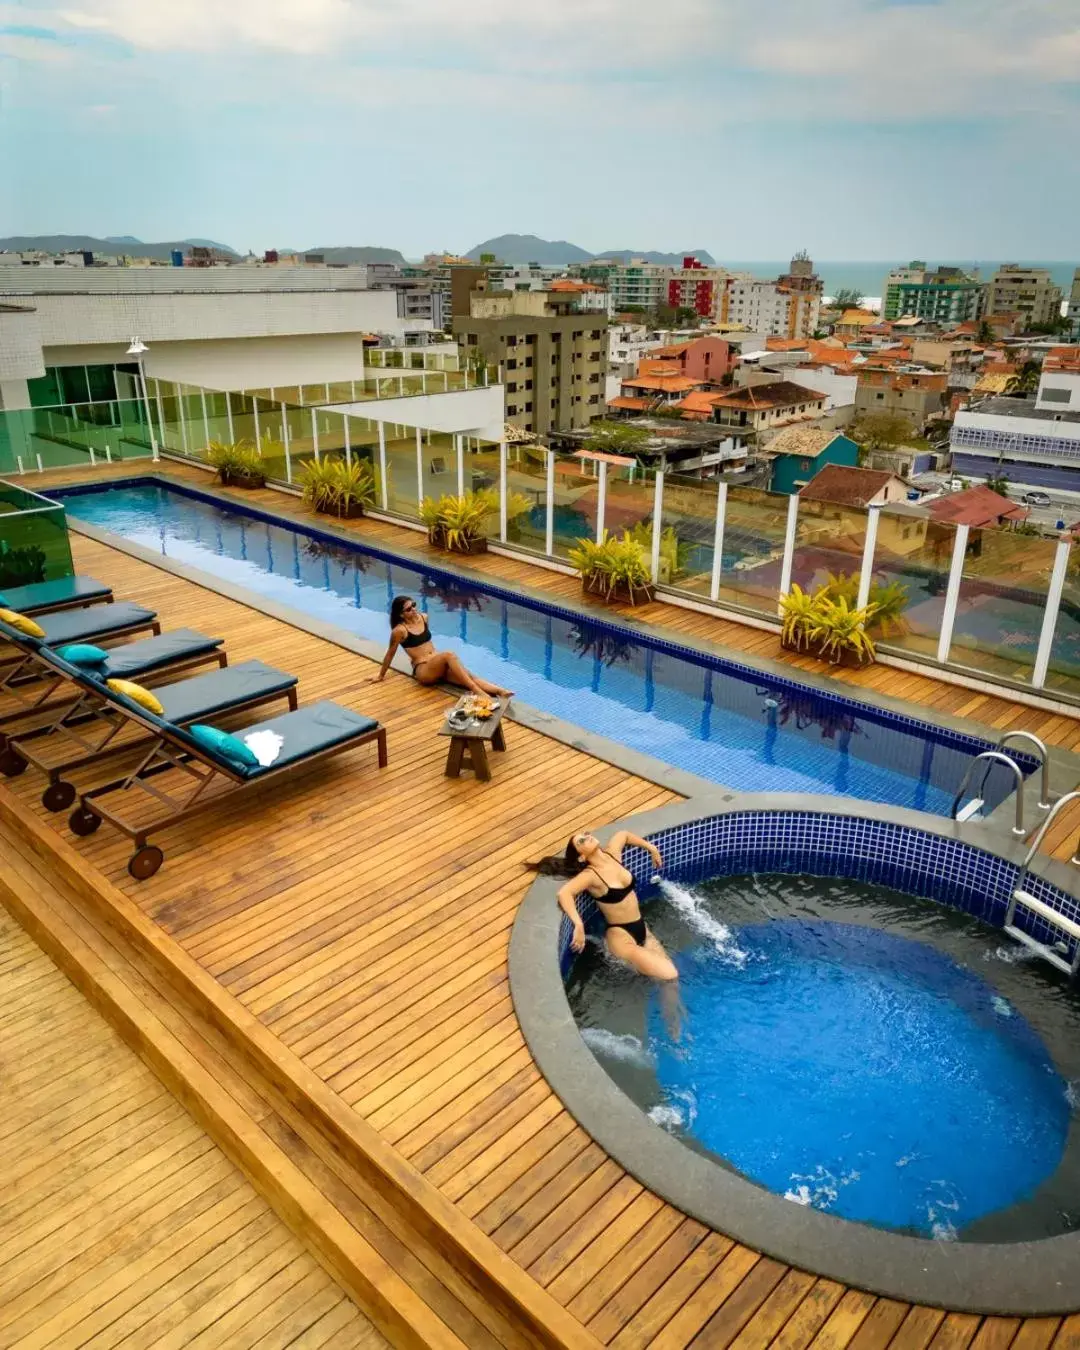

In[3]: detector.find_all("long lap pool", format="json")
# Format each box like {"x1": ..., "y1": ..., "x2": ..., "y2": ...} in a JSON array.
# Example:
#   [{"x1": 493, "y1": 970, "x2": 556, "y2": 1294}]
[{"x1": 55, "y1": 478, "x2": 1026, "y2": 815}]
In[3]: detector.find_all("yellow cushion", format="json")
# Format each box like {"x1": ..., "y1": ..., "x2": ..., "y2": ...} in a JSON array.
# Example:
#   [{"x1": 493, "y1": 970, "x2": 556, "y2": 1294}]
[
  {"x1": 0, "y1": 608, "x2": 45, "y2": 639},
  {"x1": 106, "y1": 678, "x2": 164, "y2": 715}
]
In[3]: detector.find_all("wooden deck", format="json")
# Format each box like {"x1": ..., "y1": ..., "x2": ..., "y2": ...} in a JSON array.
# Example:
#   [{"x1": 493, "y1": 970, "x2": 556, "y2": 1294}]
[
  {"x1": 2, "y1": 463, "x2": 1080, "y2": 1348},
  {"x1": 0, "y1": 906, "x2": 383, "y2": 1350}
]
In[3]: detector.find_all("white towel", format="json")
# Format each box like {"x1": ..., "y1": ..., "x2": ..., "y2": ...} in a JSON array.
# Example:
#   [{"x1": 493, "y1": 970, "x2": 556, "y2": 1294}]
[{"x1": 243, "y1": 729, "x2": 285, "y2": 767}]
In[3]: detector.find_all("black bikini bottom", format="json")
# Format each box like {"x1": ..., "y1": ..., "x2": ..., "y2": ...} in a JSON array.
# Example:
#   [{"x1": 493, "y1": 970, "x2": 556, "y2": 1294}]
[{"x1": 607, "y1": 918, "x2": 648, "y2": 948}]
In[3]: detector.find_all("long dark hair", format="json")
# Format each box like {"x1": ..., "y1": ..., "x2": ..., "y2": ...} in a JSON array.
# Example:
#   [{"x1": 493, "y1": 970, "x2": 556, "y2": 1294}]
[
  {"x1": 390, "y1": 595, "x2": 417, "y2": 627},
  {"x1": 528, "y1": 836, "x2": 589, "y2": 877}
]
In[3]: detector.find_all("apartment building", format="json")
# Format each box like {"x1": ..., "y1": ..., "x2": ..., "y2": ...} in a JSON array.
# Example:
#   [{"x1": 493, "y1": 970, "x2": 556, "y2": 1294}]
[
  {"x1": 986, "y1": 265, "x2": 1064, "y2": 331},
  {"x1": 883, "y1": 263, "x2": 986, "y2": 324},
  {"x1": 575, "y1": 256, "x2": 729, "y2": 318},
  {"x1": 707, "y1": 381, "x2": 827, "y2": 436},
  {"x1": 0, "y1": 263, "x2": 436, "y2": 408},
  {"x1": 725, "y1": 279, "x2": 820, "y2": 339},
  {"x1": 854, "y1": 366, "x2": 948, "y2": 431},
  {"x1": 1069, "y1": 269, "x2": 1080, "y2": 339},
  {"x1": 453, "y1": 286, "x2": 608, "y2": 436}
]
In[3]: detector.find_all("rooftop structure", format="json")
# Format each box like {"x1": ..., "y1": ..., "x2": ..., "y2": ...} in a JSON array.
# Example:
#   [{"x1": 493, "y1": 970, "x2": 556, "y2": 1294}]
[
  {"x1": 987, "y1": 265, "x2": 1064, "y2": 332},
  {"x1": 799, "y1": 462, "x2": 910, "y2": 507},
  {"x1": 883, "y1": 263, "x2": 986, "y2": 325},
  {"x1": 922, "y1": 484, "x2": 1028, "y2": 528}
]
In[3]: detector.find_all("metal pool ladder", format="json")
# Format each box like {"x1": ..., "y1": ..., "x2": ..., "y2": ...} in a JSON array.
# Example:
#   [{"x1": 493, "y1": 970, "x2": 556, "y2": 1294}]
[
  {"x1": 1004, "y1": 790, "x2": 1080, "y2": 979},
  {"x1": 950, "y1": 732, "x2": 1052, "y2": 835}
]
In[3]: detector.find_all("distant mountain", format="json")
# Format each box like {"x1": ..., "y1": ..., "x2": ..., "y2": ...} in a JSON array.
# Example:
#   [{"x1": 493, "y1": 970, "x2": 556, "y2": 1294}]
[
  {"x1": 466, "y1": 235, "x2": 594, "y2": 265},
  {"x1": 595, "y1": 248, "x2": 716, "y2": 266},
  {"x1": 105, "y1": 235, "x2": 143, "y2": 244},
  {"x1": 0, "y1": 234, "x2": 240, "y2": 260},
  {"x1": 302, "y1": 245, "x2": 407, "y2": 265},
  {"x1": 465, "y1": 234, "x2": 716, "y2": 267}
]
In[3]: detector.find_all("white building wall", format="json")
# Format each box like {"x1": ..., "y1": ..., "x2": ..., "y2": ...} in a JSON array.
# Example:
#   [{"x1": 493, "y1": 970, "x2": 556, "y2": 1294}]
[
  {"x1": 0, "y1": 307, "x2": 44, "y2": 381},
  {"x1": 330, "y1": 385, "x2": 505, "y2": 442},
  {"x1": 786, "y1": 366, "x2": 857, "y2": 411},
  {"x1": 1036, "y1": 371, "x2": 1080, "y2": 412},
  {"x1": 0, "y1": 264, "x2": 375, "y2": 295}
]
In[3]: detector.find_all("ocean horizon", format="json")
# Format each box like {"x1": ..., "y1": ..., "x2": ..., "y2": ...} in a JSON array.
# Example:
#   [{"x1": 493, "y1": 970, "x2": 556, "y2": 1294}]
[{"x1": 722, "y1": 260, "x2": 1078, "y2": 301}]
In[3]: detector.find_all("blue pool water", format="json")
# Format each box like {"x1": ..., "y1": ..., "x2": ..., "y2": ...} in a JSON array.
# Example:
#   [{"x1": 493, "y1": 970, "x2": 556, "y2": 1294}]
[
  {"x1": 570, "y1": 871, "x2": 1080, "y2": 1240},
  {"x1": 57, "y1": 480, "x2": 1023, "y2": 814}
]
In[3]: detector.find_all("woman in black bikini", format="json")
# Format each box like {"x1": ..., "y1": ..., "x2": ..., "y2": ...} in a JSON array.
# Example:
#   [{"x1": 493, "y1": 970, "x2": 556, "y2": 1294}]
[
  {"x1": 370, "y1": 595, "x2": 511, "y2": 696},
  {"x1": 551, "y1": 829, "x2": 678, "y2": 981}
]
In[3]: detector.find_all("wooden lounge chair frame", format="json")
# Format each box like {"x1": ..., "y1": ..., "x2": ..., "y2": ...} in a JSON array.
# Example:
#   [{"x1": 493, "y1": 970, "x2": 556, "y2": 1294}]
[
  {"x1": 69, "y1": 709, "x2": 388, "y2": 880},
  {"x1": 2, "y1": 664, "x2": 297, "y2": 813},
  {"x1": 0, "y1": 610, "x2": 160, "y2": 675},
  {"x1": 0, "y1": 631, "x2": 220, "y2": 743},
  {"x1": 0, "y1": 577, "x2": 115, "y2": 616}
]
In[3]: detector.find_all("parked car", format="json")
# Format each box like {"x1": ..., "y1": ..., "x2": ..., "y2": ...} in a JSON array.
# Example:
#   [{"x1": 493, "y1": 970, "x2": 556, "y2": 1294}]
[{"x1": 1021, "y1": 491, "x2": 1052, "y2": 507}]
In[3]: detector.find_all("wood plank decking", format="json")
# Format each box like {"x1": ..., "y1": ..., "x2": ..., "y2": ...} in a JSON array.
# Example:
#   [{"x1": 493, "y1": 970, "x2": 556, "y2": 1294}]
[
  {"x1": 2, "y1": 463, "x2": 1080, "y2": 1348},
  {"x1": 0, "y1": 906, "x2": 384, "y2": 1350}
]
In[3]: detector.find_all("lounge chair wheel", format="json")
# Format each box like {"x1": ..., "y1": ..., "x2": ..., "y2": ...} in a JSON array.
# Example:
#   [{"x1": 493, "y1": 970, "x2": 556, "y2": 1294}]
[
  {"x1": 0, "y1": 747, "x2": 27, "y2": 777},
  {"x1": 128, "y1": 845, "x2": 164, "y2": 880},
  {"x1": 42, "y1": 781, "x2": 76, "y2": 813},
  {"x1": 68, "y1": 805, "x2": 102, "y2": 836}
]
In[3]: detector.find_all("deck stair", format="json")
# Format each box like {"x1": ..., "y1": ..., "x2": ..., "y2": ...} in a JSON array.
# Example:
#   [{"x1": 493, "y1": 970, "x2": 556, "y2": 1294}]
[{"x1": 1004, "y1": 789, "x2": 1080, "y2": 979}]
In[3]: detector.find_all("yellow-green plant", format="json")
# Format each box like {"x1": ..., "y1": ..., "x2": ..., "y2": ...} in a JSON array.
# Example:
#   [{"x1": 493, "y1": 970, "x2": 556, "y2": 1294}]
[
  {"x1": 779, "y1": 583, "x2": 819, "y2": 650},
  {"x1": 421, "y1": 489, "x2": 498, "y2": 551},
  {"x1": 569, "y1": 530, "x2": 653, "y2": 605},
  {"x1": 807, "y1": 594, "x2": 879, "y2": 665},
  {"x1": 300, "y1": 457, "x2": 375, "y2": 516},
  {"x1": 205, "y1": 438, "x2": 266, "y2": 485},
  {"x1": 824, "y1": 571, "x2": 908, "y2": 636}
]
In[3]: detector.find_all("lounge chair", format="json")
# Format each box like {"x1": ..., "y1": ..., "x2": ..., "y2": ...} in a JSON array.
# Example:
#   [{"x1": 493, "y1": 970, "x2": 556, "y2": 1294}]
[
  {"x1": 0, "y1": 602, "x2": 160, "y2": 674},
  {"x1": 1, "y1": 656, "x2": 299, "y2": 812},
  {"x1": 68, "y1": 699, "x2": 388, "y2": 879},
  {"x1": 0, "y1": 620, "x2": 226, "y2": 740},
  {"x1": 0, "y1": 575, "x2": 113, "y2": 616}
]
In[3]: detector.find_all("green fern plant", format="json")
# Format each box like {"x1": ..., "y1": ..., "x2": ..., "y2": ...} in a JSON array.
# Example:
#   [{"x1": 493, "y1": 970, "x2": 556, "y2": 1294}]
[
  {"x1": 823, "y1": 571, "x2": 909, "y2": 636},
  {"x1": 421, "y1": 489, "x2": 498, "y2": 551},
  {"x1": 569, "y1": 530, "x2": 653, "y2": 605},
  {"x1": 205, "y1": 438, "x2": 266, "y2": 486}
]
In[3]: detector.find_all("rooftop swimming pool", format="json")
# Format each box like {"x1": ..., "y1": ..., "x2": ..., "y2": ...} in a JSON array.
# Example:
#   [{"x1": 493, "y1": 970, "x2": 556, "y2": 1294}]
[{"x1": 56, "y1": 479, "x2": 1026, "y2": 815}]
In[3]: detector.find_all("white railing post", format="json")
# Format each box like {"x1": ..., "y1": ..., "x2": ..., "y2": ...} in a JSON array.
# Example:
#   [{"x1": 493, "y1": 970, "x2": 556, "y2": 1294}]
[
  {"x1": 154, "y1": 383, "x2": 166, "y2": 454},
  {"x1": 415, "y1": 426, "x2": 424, "y2": 509},
  {"x1": 89, "y1": 445, "x2": 96, "y2": 467},
  {"x1": 1032, "y1": 536, "x2": 1072, "y2": 688},
  {"x1": 178, "y1": 389, "x2": 189, "y2": 454},
  {"x1": 378, "y1": 422, "x2": 388, "y2": 510},
  {"x1": 324, "y1": 382, "x2": 331, "y2": 404},
  {"x1": 311, "y1": 407, "x2": 320, "y2": 461},
  {"x1": 855, "y1": 506, "x2": 881, "y2": 613},
  {"x1": 200, "y1": 388, "x2": 210, "y2": 449},
  {"x1": 777, "y1": 491, "x2": 801, "y2": 608},
  {"x1": 545, "y1": 450, "x2": 555, "y2": 556},
  {"x1": 499, "y1": 442, "x2": 508, "y2": 542},
  {"x1": 937, "y1": 523, "x2": 970, "y2": 664},
  {"x1": 344, "y1": 415, "x2": 352, "y2": 467},
  {"x1": 225, "y1": 390, "x2": 234, "y2": 443},
  {"x1": 595, "y1": 461, "x2": 608, "y2": 543},
  {"x1": 709, "y1": 481, "x2": 728, "y2": 602},
  {"x1": 456, "y1": 434, "x2": 464, "y2": 496},
  {"x1": 650, "y1": 471, "x2": 664, "y2": 583},
  {"x1": 281, "y1": 402, "x2": 293, "y2": 484},
  {"x1": 252, "y1": 398, "x2": 261, "y2": 453}
]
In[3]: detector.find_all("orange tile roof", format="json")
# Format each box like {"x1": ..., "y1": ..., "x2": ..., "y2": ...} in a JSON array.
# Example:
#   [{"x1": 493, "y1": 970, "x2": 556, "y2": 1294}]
[
  {"x1": 923, "y1": 486, "x2": 1028, "y2": 528},
  {"x1": 675, "y1": 391, "x2": 725, "y2": 414},
  {"x1": 1046, "y1": 346, "x2": 1080, "y2": 374},
  {"x1": 549, "y1": 278, "x2": 605, "y2": 292},
  {"x1": 710, "y1": 380, "x2": 827, "y2": 410},
  {"x1": 651, "y1": 342, "x2": 694, "y2": 357},
  {"x1": 637, "y1": 358, "x2": 680, "y2": 377},
  {"x1": 623, "y1": 374, "x2": 701, "y2": 392},
  {"x1": 799, "y1": 464, "x2": 905, "y2": 507},
  {"x1": 608, "y1": 396, "x2": 653, "y2": 411},
  {"x1": 765, "y1": 338, "x2": 807, "y2": 352},
  {"x1": 837, "y1": 308, "x2": 878, "y2": 326}
]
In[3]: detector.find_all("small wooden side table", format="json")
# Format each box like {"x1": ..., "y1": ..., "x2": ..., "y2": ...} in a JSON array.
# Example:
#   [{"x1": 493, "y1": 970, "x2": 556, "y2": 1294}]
[{"x1": 439, "y1": 697, "x2": 508, "y2": 782}]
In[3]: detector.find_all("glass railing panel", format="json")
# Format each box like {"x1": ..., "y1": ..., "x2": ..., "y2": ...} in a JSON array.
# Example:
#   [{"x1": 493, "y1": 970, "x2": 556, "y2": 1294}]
[
  {"x1": 383, "y1": 430, "x2": 421, "y2": 519},
  {"x1": 1045, "y1": 550, "x2": 1080, "y2": 697},
  {"x1": 870, "y1": 510, "x2": 958, "y2": 660},
  {"x1": 604, "y1": 463, "x2": 655, "y2": 558},
  {"x1": 947, "y1": 528, "x2": 1057, "y2": 682},
  {"x1": 714, "y1": 486, "x2": 791, "y2": 618},
  {"x1": 789, "y1": 497, "x2": 868, "y2": 598},
  {"x1": 660, "y1": 472, "x2": 717, "y2": 597},
  {"x1": 551, "y1": 454, "x2": 600, "y2": 559},
  {"x1": 0, "y1": 488, "x2": 73, "y2": 587},
  {"x1": 505, "y1": 445, "x2": 549, "y2": 553},
  {"x1": 463, "y1": 439, "x2": 502, "y2": 537}
]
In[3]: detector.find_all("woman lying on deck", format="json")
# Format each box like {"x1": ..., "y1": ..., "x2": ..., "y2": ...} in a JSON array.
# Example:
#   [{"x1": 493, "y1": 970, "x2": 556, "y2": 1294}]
[
  {"x1": 369, "y1": 595, "x2": 513, "y2": 696},
  {"x1": 538, "y1": 829, "x2": 679, "y2": 982}
]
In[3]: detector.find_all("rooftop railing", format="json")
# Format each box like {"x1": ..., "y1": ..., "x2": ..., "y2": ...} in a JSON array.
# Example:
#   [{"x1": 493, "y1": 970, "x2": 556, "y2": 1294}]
[
  {"x1": 240, "y1": 363, "x2": 496, "y2": 407},
  {"x1": 4, "y1": 380, "x2": 1080, "y2": 708}
]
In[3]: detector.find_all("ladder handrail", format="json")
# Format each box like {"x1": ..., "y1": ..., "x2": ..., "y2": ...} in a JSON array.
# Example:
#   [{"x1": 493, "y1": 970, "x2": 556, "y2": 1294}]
[
  {"x1": 951, "y1": 751, "x2": 1026, "y2": 836},
  {"x1": 1017, "y1": 789, "x2": 1080, "y2": 882},
  {"x1": 998, "y1": 730, "x2": 1052, "y2": 810}
]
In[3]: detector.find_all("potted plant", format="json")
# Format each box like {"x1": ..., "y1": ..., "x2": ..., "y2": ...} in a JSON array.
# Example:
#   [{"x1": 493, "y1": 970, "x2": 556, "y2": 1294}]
[
  {"x1": 421, "y1": 489, "x2": 497, "y2": 555},
  {"x1": 780, "y1": 583, "x2": 878, "y2": 667},
  {"x1": 300, "y1": 458, "x2": 376, "y2": 519},
  {"x1": 206, "y1": 439, "x2": 267, "y2": 489},
  {"x1": 824, "y1": 571, "x2": 909, "y2": 638},
  {"x1": 569, "y1": 531, "x2": 656, "y2": 606}
]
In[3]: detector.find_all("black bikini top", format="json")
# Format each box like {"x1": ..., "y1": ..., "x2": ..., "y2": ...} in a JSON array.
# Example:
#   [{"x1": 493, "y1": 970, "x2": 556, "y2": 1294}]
[
  {"x1": 400, "y1": 621, "x2": 432, "y2": 649},
  {"x1": 589, "y1": 849, "x2": 636, "y2": 904}
]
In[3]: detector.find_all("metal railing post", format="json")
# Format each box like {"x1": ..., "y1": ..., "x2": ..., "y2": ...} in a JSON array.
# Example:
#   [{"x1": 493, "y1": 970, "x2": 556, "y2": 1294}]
[
  {"x1": 415, "y1": 426, "x2": 424, "y2": 509},
  {"x1": 855, "y1": 506, "x2": 881, "y2": 613},
  {"x1": 225, "y1": 390, "x2": 234, "y2": 443},
  {"x1": 1032, "y1": 536, "x2": 1071, "y2": 689},
  {"x1": 378, "y1": 422, "x2": 388, "y2": 510},
  {"x1": 937, "y1": 524, "x2": 970, "y2": 664},
  {"x1": 709, "y1": 481, "x2": 728, "y2": 602},
  {"x1": 595, "y1": 462, "x2": 608, "y2": 544},
  {"x1": 456, "y1": 434, "x2": 464, "y2": 496},
  {"x1": 499, "y1": 440, "x2": 508, "y2": 542},
  {"x1": 777, "y1": 491, "x2": 800, "y2": 608},
  {"x1": 281, "y1": 402, "x2": 292, "y2": 484},
  {"x1": 650, "y1": 471, "x2": 664, "y2": 584},
  {"x1": 311, "y1": 408, "x2": 320, "y2": 462},
  {"x1": 545, "y1": 450, "x2": 555, "y2": 556}
]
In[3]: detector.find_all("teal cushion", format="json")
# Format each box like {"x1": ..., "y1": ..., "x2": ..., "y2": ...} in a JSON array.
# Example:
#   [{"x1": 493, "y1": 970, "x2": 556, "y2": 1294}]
[
  {"x1": 55, "y1": 643, "x2": 109, "y2": 668},
  {"x1": 188, "y1": 723, "x2": 260, "y2": 770}
]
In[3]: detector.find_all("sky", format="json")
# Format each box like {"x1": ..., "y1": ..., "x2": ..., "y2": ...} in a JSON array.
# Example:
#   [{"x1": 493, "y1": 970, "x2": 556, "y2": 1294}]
[{"x1": 2, "y1": 0, "x2": 1079, "y2": 261}]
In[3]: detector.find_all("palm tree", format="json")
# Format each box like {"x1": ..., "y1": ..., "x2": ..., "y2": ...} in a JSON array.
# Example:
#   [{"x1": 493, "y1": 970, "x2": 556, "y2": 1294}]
[{"x1": 1005, "y1": 360, "x2": 1040, "y2": 396}]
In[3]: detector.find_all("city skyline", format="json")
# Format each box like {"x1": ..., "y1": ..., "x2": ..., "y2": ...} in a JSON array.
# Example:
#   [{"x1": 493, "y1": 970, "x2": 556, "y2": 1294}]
[{"x1": 2, "y1": 0, "x2": 1079, "y2": 259}]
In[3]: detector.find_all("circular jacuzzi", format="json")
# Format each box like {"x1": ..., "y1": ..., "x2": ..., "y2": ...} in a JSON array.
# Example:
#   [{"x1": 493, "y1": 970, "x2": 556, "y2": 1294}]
[{"x1": 509, "y1": 796, "x2": 1080, "y2": 1313}]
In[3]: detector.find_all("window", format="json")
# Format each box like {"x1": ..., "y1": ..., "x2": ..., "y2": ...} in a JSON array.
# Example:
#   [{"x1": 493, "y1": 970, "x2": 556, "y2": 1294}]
[
  {"x1": 508, "y1": 382, "x2": 518, "y2": 393},
  {"x1": 507, "y1": 404, "x2": 519, "y2": 415},
  {"x1": 506, "y1": 358, "x2": 517, "y2": 370},
  {"x1": 589, "y1": 373, "x2": 600, "y2": 384},
  {"x1": 525, "y1": 380, "x2": 533, "y2": 390},
  {"x1": 525, "y1": 356, "x2": 533, "y2": 367},
  {"x1": 590, "y1": 330, "x2": 602, "y2": 340},
  {"x1": 525, "y1": 402, "x2": 533, "y2": 412},
  {"x1": 573, "y1": 331, "x2": 583, "y2": 340},
  {"x1": 506, "y1": 335, "x2": 517, "y2": 347},
  {"x1": 800, "y1": 458, "x2": 811, "y2": 470},
  {"x1": 876, "y1": 392, "x2": 885, "y2": 401},
  {"x1": 588, "y1": 394, "x2": 600, "y2": 405},
  {"x1": 1043, "y1": 387, "x2": 1073, "y2": 404}
]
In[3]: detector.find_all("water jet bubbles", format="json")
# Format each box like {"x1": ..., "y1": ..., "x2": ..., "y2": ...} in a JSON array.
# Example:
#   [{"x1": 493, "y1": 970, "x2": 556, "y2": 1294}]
[{"x1": 580, "y1": 1027, "x2": 655, "y2": 1070}]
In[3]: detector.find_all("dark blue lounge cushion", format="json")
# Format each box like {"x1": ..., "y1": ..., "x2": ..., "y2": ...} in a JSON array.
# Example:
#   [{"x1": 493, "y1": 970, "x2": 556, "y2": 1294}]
[
  {"x1": 0, "y1": 576, "x2": 111, "y2": 614},
  {"x1": 99, "y1": 629, "x2": 224, "y2": 679},
  {"x1": 37, "y1": 602, "x2": 157, "y2": 646},
  {"x1": 154, "y1": 661, "x2": 297, "y2": 724},
  {"x1": 188, "y1": 724, "x2": 259, "y2": 770},
  {"x1": 55, "y1": 643, "x2": 109, "y2": 668},
  {"x1": 180, "y1": 701, "x2": 378, "y2": 777}
]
